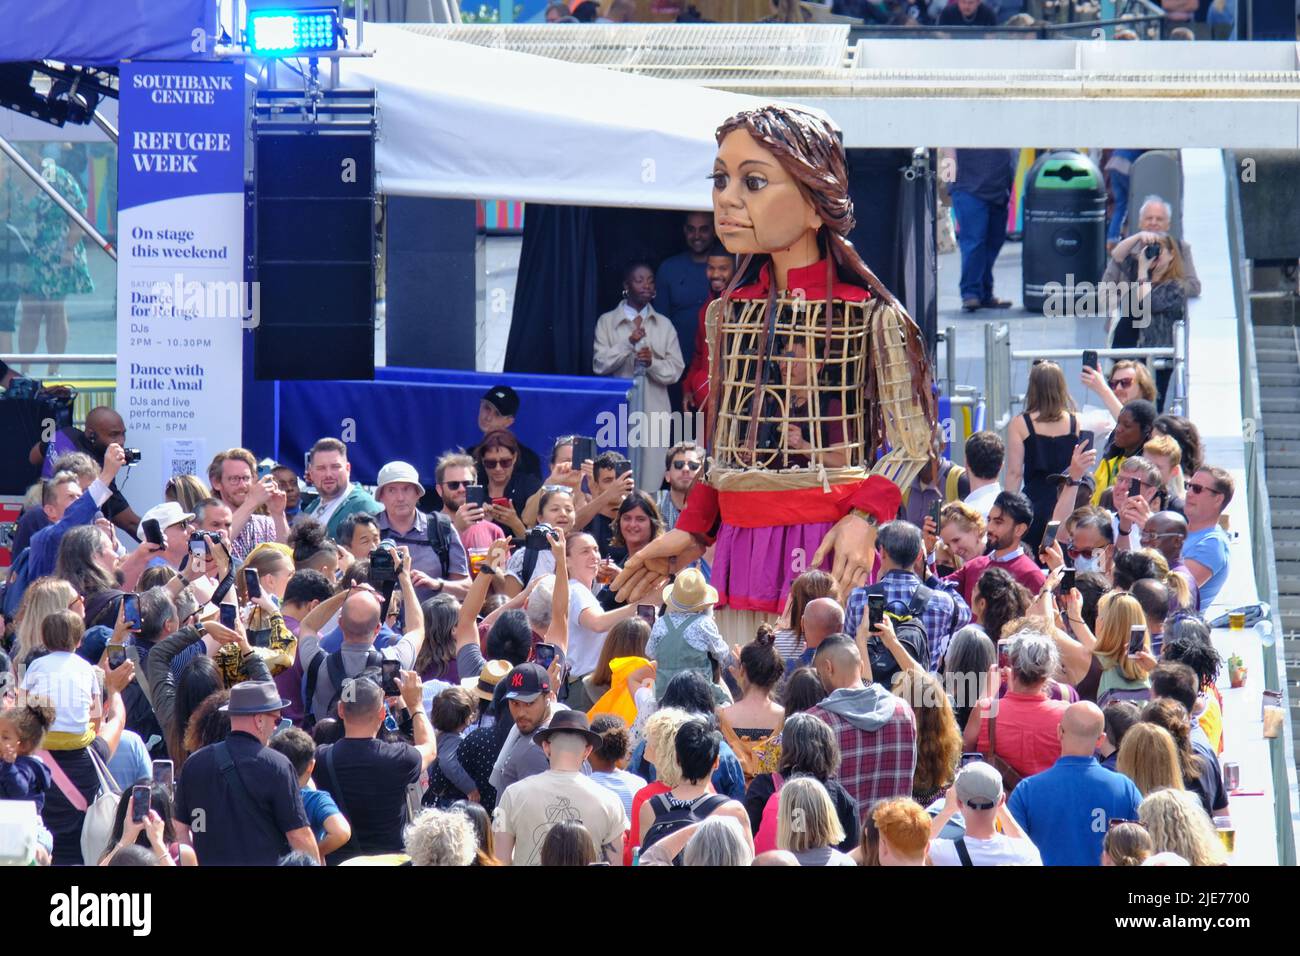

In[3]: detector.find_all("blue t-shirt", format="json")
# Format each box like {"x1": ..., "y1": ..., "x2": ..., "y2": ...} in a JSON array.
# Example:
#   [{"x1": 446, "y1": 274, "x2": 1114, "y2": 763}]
[
  {"x1": 301, "y1": 787, "x2": 341, "y2": 843},
  {"x1": 107, "y1": 729, "x2": 153, "y2": 790},
  {"x1": 1006, "y1": 756, "x2": 1142, "y2": 867},
  {"x1": 1181, "y1": 526, "x2": 1230, "y2": 608}
]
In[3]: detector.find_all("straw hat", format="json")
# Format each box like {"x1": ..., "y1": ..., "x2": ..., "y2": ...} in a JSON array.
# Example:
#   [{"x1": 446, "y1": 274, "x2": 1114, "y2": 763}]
[{"x1": 662, "y1": 568, "x2": 719, "y2": 614}]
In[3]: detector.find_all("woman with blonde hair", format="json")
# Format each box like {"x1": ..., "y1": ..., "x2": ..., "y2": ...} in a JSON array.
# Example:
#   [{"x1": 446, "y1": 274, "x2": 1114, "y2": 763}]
[
  {"x1": 1116, "y1": 722, "x2": 1184, "y2": 797},
  {"x1": 1006, "y1": 360, "x2": 1081, "y2": 550},
  {"x1": 1082, "y1": 358, "x2": 1158, "y2": 422},
  {"x1": 933, "y1": 501, "x2": 986, "y2": 575},
  {"x1": 776, "y1": 776, "x2": 854, "y2": 866},
  {"x1": 892, "y1": 669, "x2": 961, "y2": 806},
  {"x1": 1138, "y1": 788, "x2": 1226, "y2": 866},
  {"x1": 1093, "y1": 591, "x2": 1155, "y2": 707},
  {"x1": 164, "y1": 473, "x2": 211, "y2": 514},
  {"x1": 13, "y1": 576, "x2": 81, "y2": 668},
  {"x1": 623, "y1": 706, "x2": 692, "y2": 865}
]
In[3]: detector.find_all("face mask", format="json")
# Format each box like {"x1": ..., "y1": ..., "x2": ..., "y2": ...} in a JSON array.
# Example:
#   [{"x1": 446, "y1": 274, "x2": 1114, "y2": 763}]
[{"x1": 1073, "y1": 555, "x2": 1102, "y2": 573}]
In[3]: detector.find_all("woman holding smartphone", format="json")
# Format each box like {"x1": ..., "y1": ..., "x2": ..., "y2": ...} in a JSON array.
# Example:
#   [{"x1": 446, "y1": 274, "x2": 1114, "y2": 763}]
[{"x1": 1091, "y1": 591, "x2": 1157, "y2": 708}]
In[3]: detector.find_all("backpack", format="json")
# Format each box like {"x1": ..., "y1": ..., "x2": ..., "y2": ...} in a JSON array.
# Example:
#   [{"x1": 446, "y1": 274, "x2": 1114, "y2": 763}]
[
  {"x1": 858, "y1": 583, "x2": 932, "y2": 688},
  {"x1": 40, "y1": 744, "x2": 120, "y2": 865},
  {"x1": 0, "y1": 546, "x2": 33, "y2": 622},
  {"x1": 303, "y1": 647, "x2": 383, "y2": 728},
  {"x1": 425, "y1": 511, "x2": 454, "y2": 576},
  {"x1": 641, "y1": 792, "x2": 730, "y2": 865}
]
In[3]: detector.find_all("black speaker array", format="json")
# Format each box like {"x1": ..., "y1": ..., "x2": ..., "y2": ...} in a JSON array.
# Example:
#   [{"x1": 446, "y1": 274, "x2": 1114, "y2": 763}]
[{"x1": 253, "y1": 124, "x2": 376, "y2": 380}]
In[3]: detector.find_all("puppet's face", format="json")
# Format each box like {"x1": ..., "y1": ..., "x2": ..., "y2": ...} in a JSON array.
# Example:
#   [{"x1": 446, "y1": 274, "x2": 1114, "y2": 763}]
[{"x1": 711, "y1": 128, "x2": 821, "y2": 257}]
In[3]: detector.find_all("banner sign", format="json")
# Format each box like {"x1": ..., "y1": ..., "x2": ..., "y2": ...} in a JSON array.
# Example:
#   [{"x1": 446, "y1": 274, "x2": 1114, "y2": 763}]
[{"x1": 115, "y1": 60, "x2": 245, "y2": 513}]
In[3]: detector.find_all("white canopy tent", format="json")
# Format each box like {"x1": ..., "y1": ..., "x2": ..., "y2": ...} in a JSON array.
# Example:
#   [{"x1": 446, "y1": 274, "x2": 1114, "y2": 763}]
[{"x1": 338, "y1": 23, "x2": 766, "y2": 209}]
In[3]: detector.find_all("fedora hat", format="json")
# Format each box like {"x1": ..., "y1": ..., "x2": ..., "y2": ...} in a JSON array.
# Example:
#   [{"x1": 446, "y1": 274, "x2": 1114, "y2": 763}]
[
  {"x1": 533, "y1": 709, "x2": 601, "y2": 748},
  {"x1": 461, "y1": 659, "x2": 511, "y2": 702},
  {"x1": 662, "y1": 568, "x2": 718, "y2": 615},
  {"x1": 219, "y1": 680, "x2": 291, "y2": 715}
]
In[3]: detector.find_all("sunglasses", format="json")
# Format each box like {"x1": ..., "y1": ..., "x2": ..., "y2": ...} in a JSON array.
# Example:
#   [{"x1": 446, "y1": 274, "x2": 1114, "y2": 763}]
[
  {"x1": 1109, "y1": 377, "x2": 1134, "y2": 390},
  {"x1": 442, "y1": 480, "x2": 470, "y2": 490},
  {"x1": 1186, "y1": 481, "x2": 1223, "y2": 496},
  {"x1": 1139, "y1": 531, "x2": 1182, "y2": 542},
  {"x1": 483, "y1": 458, "x2": 514, "y2": 471},
  {"x1": 1108, "y1": 818, "x2": 1145, "y2": 831},
  {"x1": 1068, "y1": 547, "x2": 1099, "y2": 559},
  {"x1": 671, "y1": 460, "x2": 702, "y2": 471}
]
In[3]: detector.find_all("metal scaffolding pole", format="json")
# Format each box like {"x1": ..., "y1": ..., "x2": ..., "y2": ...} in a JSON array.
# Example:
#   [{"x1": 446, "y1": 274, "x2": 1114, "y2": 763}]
[{"x1": 0, "y1": 134, "x2": 117, "y2": 261}]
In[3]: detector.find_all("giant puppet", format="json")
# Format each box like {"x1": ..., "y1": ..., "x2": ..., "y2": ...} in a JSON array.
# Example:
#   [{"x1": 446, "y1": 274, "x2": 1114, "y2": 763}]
[{"x1": 614, "y1": 105, "x2": 940, "y2": 636}]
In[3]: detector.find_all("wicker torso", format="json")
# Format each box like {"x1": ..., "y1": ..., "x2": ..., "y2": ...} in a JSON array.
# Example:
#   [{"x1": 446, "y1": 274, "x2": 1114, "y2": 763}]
[{"x1": 705, "y1": 291, "x2": 934, "y2": 495}]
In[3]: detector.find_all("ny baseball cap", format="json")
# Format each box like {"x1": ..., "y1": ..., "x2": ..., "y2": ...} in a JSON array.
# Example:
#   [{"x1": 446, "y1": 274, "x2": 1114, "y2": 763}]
[
  {"x1": 482, "y1": 385, "x2": 520, "y2": 418},
  {"x1": 954, "y1": 761, "x2": 1003, "y2": 810},
  {"x1": 501, "y1": 662, "x2": 550, "y2": 703}
]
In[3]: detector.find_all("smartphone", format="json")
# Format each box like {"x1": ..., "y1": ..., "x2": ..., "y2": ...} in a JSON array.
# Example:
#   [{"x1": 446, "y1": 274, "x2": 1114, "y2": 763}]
[
  {"x1": 1077, "y1": 429, "x2": 1095, "y2": 451},
  {"x1": 107, "y1": 644, "x2": 128, "y2": 670},
  {"x1": 1042, "y1": 521, "x2": 1061, "y2": 550},
  {"x1": 464, "y1": 484, "x2": 486, "y2": 507},
  {"x1": 533, "y1": 642, "x2": 559, "y2": 670},
  {"x1": 867, "y1": 594, "x2": 886, "y2": 631},
  {"x1": 275, "y1": 717, "x2": 292, "y2": 735},
  {"x1": 998, "y1": 639, "x2": 1012, "y2": 670},
  {"x1": 492, "y1": 497, "x2": 511, "y2": 509},
  {"x1": 1082, "y1": 349, "x2": 1099, "y2": 372},
  {"x1": 960, "y1": 752, "x2": 984, "y2": 768},
  {"x1": 1128, "y1": 625, "x2": 1147, "y2": 656},
  {"x1": 1128, "y1": 477, "x2": 1142, "y2": 498},
  {"x1": 1060, "y1": 567, "x2": 1076, "y2": 593},
  {"x1": 141, "y1": 518, "x2": 164, "y2": 547},
  {"x1": 121, "y1": 592, "x2": 142, "y2": 631},
  {"x1": 928, "y1": 499, "x2": 942, "y2": 530},
  {"x1": 636, "y1": 604, "x2": 656, "y2": 626},
  {"x1": 219, "y1": 603, "x2": 237, "y2": 630},
  {"x1": 244, "y1": 567, "x2": 262, "y2": 600},
  {"x1": 131, "y1": 783, "x2": 151, "y2": 824},
  {"x1": 152, "y1": 760, "x2": 174, "y2": 796},
  {"x1": 572, "y1": 436, "x2": 596, "y2": 469},
  {"x1": 380, "y1": 659, "x2": 402, "y2": 696}
]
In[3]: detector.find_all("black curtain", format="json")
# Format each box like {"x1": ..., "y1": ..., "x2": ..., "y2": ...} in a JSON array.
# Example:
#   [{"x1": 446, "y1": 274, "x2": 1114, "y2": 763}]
[
  {"x1": 504, "y1": 205, "x2": 599, "y2": 375},
  {"x1": 506, "y1": 204, "x2": 691, "y2": 377}
]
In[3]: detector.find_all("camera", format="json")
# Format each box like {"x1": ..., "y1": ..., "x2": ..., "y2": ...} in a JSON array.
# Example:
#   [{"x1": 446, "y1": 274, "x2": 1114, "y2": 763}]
[
  {"x1": 525, "y1": 522, "x2": 559, "y2": 551},
  {"x1": 1143, "y1": 242, "x2": 1161, "y2": 262},
  {"x1": 189, "y1": 530, "x2": 222, "y2": 554},
  {"x1": 123, "y1": 448, "x2": 142, "y2": 465},
  {"x1": 368, "y1": 540, "x2": 400, "y2": 588}
]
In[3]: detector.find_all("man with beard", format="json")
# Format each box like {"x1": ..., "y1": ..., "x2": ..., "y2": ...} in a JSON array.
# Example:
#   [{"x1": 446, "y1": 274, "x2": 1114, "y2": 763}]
[
  {"x1": 942, "y1": 491, "x2": 1045, "y2": 606},
  {"x1": 209, "y1": 447, "x2": 288, "y2": 562},
  {"x1": 300, "y1": 437, "x2": 382, "y2": 540},
  {"x1": 656, "y1": 441, "x2": 704, "y2": 533},
  {"x1": 654, "y1": 211, "x2": 717, "y2": 370},
  {"x1": 680, "y1": 242, "x2": 736, "y2": 416}
]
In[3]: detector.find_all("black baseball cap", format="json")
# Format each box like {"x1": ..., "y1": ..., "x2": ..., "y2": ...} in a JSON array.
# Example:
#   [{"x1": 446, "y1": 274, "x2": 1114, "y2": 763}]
[
  {"x1": 502, "y1": 662, "x2": 550, "y2": 703},
  {"x1": 482, "y1": 385, "x2": 520, "y2": 418}
]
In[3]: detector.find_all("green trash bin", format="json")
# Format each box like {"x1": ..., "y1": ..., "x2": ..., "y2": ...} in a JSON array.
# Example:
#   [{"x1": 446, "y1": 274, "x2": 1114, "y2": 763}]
[{"x1": 1021, "y1": 151, "x2": 1107, "y2": 315}]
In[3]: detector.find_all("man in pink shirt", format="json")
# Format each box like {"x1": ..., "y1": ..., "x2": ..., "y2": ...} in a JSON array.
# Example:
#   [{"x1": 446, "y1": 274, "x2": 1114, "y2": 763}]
[
  {"x1": 971, "y1": 630, "x2": 1068, "y2": 779},
  {"x1": 943, "y1": 491, "x2": 1045, "y2": 606}
]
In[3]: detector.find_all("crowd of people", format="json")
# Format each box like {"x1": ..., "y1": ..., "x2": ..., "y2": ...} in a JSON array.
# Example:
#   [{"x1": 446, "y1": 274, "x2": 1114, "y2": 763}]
[{"x1": 0, "y1": 335, "x2": 1241, "y2": 866}]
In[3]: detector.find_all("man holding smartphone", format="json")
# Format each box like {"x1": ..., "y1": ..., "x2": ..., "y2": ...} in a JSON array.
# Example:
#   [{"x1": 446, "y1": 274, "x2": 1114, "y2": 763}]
[
  {"x1": 1108, "y1": 456, "x2": 1165, "y2": 553},
  {"x1": 376, "y1": 460, "x2": 471, "y2": 603}
]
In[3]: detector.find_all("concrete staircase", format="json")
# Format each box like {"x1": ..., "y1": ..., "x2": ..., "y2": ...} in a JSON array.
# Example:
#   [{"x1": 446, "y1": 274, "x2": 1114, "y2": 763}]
[{"x1": 1251, "y1": 287, "x2": 1300, "y2": 770}]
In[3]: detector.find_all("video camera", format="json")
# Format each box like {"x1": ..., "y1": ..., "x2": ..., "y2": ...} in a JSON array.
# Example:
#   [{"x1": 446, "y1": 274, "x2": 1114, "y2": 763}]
[{"x1": 368, "y1": 539, "x2": 401, "y2": 588}]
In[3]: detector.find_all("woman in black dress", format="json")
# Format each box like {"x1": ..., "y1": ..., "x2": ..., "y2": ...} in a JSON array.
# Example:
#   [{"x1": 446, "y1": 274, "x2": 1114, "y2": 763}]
[{"x1": 1005, "y1": 361, "x2": 1080, "y2": 552}]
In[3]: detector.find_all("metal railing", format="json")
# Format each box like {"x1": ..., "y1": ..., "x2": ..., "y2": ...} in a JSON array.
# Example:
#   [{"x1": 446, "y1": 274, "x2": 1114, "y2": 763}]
[
  {"x1": 847, "y1": 0, "x2": 1165, "y2": 41},
  {"x1": 1225, "y1": 148, "x2": 1299, "y2": 866},
  {"x1": 982, "y1": 320, "x2": 1188, "y2": 440}
]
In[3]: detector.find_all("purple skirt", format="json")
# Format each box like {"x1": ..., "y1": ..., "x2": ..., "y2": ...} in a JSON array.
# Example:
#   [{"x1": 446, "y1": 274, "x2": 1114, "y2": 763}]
[{"x1": 711, "y1": 521, "x2": 837, "y2": 615}]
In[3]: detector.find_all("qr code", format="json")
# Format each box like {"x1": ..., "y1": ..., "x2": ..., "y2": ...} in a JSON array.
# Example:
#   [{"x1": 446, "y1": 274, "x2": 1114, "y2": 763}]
[{"x1": 171, "y1": 459, "x2": 197, "y2": 477}]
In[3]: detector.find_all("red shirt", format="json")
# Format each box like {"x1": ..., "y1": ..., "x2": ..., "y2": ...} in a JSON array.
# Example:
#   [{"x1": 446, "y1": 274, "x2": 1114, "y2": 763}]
[
  {"x1": 681, "y1": 298, "x2": 714, "y2": 409},
  {"x1": 944, "y1": 550, "x2": 1046, "y2": 607},
  {"x1": 974, "y1": 691, "x2": 1068, "y2": 779},
  {"x1": 625, "y1": 780, "x2": 671, "y2": 865}
]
